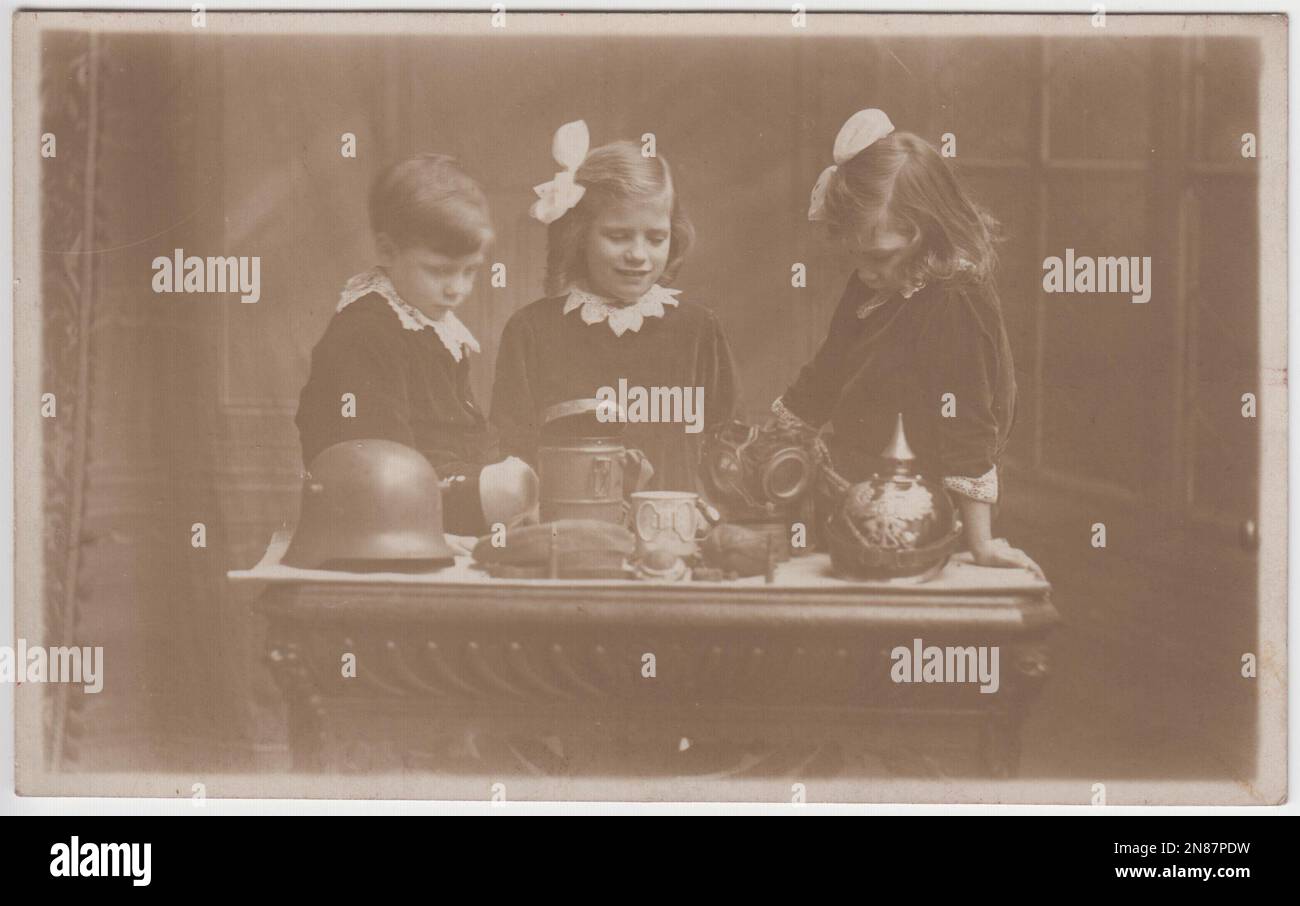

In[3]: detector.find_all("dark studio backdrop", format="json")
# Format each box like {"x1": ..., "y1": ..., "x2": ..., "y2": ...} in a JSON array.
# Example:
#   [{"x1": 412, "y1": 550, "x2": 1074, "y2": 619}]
[{"x1": 35, "y1": 24, "x2": 1261, "y2": 777}]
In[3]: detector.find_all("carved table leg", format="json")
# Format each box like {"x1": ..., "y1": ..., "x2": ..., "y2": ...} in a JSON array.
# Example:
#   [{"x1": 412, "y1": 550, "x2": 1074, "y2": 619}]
[
  {"x1": 267, "y1": 637, "x2": 326, "y2": 772},
  {"x1": 980, "y1": 639, "x2": 1051, "y2": 777}
]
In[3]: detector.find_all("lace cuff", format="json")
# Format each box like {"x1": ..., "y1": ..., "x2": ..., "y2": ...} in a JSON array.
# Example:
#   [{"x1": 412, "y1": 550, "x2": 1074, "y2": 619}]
[
  {"x1": 771, "y1": 397, "x2": 814, "y2": 432},
  {"x1": 944, "y1": 466, "x2": 999, "y2": 504}
]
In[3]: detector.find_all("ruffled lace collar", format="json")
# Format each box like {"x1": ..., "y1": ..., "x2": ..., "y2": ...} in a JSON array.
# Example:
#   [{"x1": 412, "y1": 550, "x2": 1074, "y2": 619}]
[
  {"x1": 561, "y1": 284, "x2": 681, "y2": 337},
  {"x1": 337, "y1": 267, "x2": 480, "y2": 362}
]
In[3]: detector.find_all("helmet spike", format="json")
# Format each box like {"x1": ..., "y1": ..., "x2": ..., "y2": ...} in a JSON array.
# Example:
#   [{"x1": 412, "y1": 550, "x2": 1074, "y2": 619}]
[{"x1": 879, "y1": 412, "x2": 916, "y2": 462}]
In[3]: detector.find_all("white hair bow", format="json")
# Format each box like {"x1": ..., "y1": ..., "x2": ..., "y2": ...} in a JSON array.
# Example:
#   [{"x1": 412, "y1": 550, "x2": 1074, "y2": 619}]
[
  {"x1": 530, "y1": 119, "x2": 591, "y2": 225},
  {"x1": 807, "y1": 108, "x2": 895, "y2": 222}
]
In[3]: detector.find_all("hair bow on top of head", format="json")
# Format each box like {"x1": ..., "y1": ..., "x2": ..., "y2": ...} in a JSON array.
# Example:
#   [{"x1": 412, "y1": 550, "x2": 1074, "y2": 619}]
[
  {"x1": 530, "y1": 119, "x2": 591, "y2": 225},
  {"x1": 807, "y1": 108, "x2": 895, "y2": 222}
]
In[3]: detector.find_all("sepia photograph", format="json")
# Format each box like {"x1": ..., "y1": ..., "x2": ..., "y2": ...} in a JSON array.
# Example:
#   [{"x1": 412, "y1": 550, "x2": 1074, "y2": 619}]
[{"x1": 7, "y1": 8, "x2": 1288, "y2": 809}]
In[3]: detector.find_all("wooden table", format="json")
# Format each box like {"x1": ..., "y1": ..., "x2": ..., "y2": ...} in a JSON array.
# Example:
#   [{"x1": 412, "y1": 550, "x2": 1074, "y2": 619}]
[{"x1": 231, "y1": 533, "x2": 1058, "y2": 781}]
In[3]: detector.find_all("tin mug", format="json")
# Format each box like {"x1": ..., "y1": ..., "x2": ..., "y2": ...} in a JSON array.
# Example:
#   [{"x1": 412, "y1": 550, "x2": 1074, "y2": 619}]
[{"x1": 630, "y1": 491, "x2": 709, "y2": 560}]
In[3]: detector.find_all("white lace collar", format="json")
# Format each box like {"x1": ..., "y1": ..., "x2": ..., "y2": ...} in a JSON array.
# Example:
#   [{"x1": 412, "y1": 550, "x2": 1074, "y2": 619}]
[
  {"x1": 561, "y1": 284, "x2": 681, "y2": 337},
  {"x1": 337, "y1": 267, "x2": 481, "y2": 363}
]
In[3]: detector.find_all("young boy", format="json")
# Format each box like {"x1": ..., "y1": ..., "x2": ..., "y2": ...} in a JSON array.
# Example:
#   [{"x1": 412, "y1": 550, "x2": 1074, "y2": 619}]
[{"x1": 295, "y1": 153, "x2": 536, "y2": 536}]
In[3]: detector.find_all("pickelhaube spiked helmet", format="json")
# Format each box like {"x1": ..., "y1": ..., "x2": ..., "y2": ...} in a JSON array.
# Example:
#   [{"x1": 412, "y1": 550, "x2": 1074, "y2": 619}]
[{"x1": 826, "y1": 414, "x2": 963, "y2": 581}]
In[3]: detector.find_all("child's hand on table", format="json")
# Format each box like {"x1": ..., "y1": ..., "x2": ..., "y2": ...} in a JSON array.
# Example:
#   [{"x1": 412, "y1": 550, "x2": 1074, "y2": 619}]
[
  {"x1": 445, "y1": 534, "x2": 479, "y2": 557},
  {"x1": 971, "y1": 538, "x2": 1045, "y2": 580}
]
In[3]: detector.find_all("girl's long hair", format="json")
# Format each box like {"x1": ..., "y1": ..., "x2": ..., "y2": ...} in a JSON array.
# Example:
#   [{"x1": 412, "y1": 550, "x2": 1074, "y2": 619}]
[
  {"x1": 544, "y1": 141, "x2": 695, "y2": 296},
  {"x1": 821, "y1": 131, "x2": 1000, "y2": 287}
]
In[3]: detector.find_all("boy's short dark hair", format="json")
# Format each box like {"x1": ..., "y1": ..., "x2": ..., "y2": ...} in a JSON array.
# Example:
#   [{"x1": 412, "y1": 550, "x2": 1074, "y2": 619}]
[{"x1": 368, "y1": 153, "x2": 494, "y2": 256}]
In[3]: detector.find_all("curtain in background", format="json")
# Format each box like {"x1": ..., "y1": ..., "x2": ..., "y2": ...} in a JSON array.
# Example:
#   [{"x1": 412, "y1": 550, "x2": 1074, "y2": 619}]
[
  {"x1": 40, "y1": 31, "x2": 102, "y2": 771},
  {"x1": 41, "y1": 32, "x2": 284, "y2": 773}
]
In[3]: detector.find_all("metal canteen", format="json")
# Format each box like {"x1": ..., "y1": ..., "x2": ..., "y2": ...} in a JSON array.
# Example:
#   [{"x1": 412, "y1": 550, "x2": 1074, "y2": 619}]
[
  {"x1": 537, "y1": 436, "x2": 626, "y2": 524},
  {"x1": 537, "y1": 398, "x2": 626, "y2": 524},
  {"x1": 826, "y1": 414, "x2": 963, "y2": 581}
]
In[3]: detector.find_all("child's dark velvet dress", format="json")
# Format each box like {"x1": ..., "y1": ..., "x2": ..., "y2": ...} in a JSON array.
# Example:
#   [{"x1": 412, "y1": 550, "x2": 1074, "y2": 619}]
[
  {"x1": 490, "y1": 290, "x2": 740, "y2": 494},
  {"x1": 295, "y1": 274, "x2": 498, "y2": 535},
  {"x1": 779, "y1": 273, "x2": 1017, "y2": 503}
]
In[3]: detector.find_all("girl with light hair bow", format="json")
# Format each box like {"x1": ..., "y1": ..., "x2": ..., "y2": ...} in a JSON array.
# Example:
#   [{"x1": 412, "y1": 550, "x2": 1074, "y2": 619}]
[
  {"x1": 774, "y1": 108, "x2": 1042, "y2": 577},
  {"x1": 490, "y1": 120, "x2": 739, "y2": 494}
]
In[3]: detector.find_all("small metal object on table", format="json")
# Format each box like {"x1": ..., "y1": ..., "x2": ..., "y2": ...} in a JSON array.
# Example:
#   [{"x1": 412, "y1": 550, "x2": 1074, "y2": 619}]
[{"x1": 232, "y1": 532, "x2": 1058, "y2": 781}]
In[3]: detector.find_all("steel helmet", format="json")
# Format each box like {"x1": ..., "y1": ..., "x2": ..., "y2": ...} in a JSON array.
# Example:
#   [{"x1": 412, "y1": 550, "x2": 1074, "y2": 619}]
[{"x1": 282, "y1": 439, "x2": 455, "y2": 569}]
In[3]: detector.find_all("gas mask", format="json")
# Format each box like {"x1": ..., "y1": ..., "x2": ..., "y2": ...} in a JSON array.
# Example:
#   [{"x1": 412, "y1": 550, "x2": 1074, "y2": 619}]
[{"x1": 700, "y1": 420, "x2": 816, "y2": 520}]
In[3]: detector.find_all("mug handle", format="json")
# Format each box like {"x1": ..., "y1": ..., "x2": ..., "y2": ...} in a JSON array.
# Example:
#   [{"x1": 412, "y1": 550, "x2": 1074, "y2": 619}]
[{"x1": 694, "y1": 498, "x2": 719, "y2": 539}]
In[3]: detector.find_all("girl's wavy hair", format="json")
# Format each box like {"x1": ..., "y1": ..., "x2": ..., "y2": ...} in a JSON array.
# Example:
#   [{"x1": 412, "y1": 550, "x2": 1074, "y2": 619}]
[
  {"x1": 544, "y1": 141, "x2": 695, "y2": 296},
  {"x1": 369, "y1": 153, "x2": 494, "y2": 256},
  {"x1": 821, "y1": 131, "x2": 1000, "y2": 287}
]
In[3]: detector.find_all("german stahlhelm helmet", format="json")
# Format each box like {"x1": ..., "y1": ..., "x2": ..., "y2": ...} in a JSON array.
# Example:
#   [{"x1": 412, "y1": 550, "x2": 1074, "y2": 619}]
[
  {"x1": 282, "y1": 439, "x2": 454, "y2": 569},
  {"x1": 826, "y1": 414, "x2": 963, "y2": 581}
]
